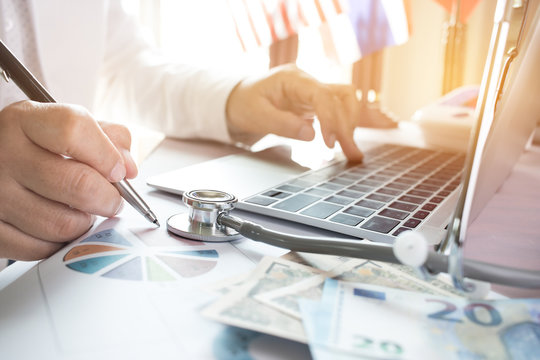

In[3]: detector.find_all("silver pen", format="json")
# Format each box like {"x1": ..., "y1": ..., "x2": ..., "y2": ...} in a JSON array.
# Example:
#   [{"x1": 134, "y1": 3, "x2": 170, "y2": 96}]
[
  {"x1": 0, "y1": 39, "x2": 160, "y2": 227},
  {"x1": 113, "y1": 180, "x2": 159, "y2": 226}
]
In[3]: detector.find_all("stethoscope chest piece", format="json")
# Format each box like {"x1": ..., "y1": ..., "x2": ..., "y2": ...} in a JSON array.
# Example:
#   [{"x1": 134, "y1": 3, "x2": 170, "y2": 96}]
[{"x1": 167, "y1": 189, "x2": 242, "y2": 242}]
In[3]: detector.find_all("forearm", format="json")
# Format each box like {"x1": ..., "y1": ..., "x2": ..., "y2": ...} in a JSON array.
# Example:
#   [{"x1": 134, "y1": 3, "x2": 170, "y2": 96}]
[
  {"x1": 97, "y1": 2, "x2": 242, "y2": 143},
  {"x1": 99, "y1": 50, "x2": 243, "y2": 142}
]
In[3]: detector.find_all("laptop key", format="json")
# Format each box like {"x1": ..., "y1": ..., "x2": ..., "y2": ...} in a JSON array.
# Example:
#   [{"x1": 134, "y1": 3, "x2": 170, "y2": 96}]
[
  {"x1": 422, "y1": 203, "x2": 437, "y2": 211},
  {"x1": 330, "y1": 213, "x2": 364, "y2": 226},
  {"x1": 379, "y1": 208, "x2": 409, "y2": 220},
  {"x1": 361, "y1": 216, "x2": 400, "y2": 234},
  {"x1": 367, "y1": 175, "x2": 390, "y2": 182},
  {"x1": 262, "y1": 190, "x2": 291, "y2": 199},
  {"x1": 430, "y1": 196, "x2": 444, "y2": 204},
  {"x1": 403, "y1": 218, "x2": 421, "y2": 228},
  {"x1": 389, "y1": 201, "x2": 417, "y2": 212},
  {"x1": 444, "y1": 185, "x2": 458, "y2": 192},
  {"x1": 416, "y1": 184, "x2": 439, "y2": 192},
  {"x1": 245, "y1": 196, "x2": 278, "y2": 206},
  {"x1": 349, "y1": 184, "x2": 374, "y2": 193},
  {"x1": 393, "y1": 177, "x2": 417, "y2": 185},
  {"x1": 357, "y1": 180, "x2": 381, "y2": 187},
  {"x1": 349, "y1": 168, "x2": 371, "y2": 176},
  {"x1": 412, "y1": 210, "x2": 430, "y2": 219},
  {"x1": 277, "y1": 184, "x2": 303, "y2": 193},
  {"x1": 340, "y1": 173, "x2": 361, "y2": 181},
  {"x1": 407, "y1": 189, "x2": 431, "y2": 198},
  {"x1": 331, "y1": 177, "x2": 356, "y2": 185},
  {"x1": 272, "y1": 194, "x2": 320, "y2": 212},
  {"x1": 377, "y1": 169, "x2": 399, "y2": 177},
  {"x1": 377, "y1": 187, "x2": 403, "y2": 196},
  {"x1": 423, "y1": 179, "x2": 446, "y2": 187},
  {"x1": 404, "y1": 172, "x2": 423, "y2": 179},
  {"x1": 366, "y1": 193, "x2": 394, "y2": 203},
  {"x1": 399, "y1": 195, "x2": 425, "y2": 205},
  {"x1": 305, "y1": 188, "x2": 333, "y2": 197},
  {"x1": 393, "y1": 227, "x2": 412, "y2": 236},
  {"x1": 386, "y1": 182, "x2": 410, "y2": 190},
  {"x1": 356, "y1": 199, "x2": 385, "y2": 210},
  {"x1": 337, "y1": 189, "x2": 364, "y2": 199},
  {"x1": 325, "y1": 195, "x2": 354, "y2": 205},
  {"x1": 344, "y1": 206, "x2": 375, "y2": 217},
  {"x1": 301, "y1": 202, "x2": 342, "y2": 219},
  {"x1": 319, "y1": 182, "x2": 344, "y2": 191}
]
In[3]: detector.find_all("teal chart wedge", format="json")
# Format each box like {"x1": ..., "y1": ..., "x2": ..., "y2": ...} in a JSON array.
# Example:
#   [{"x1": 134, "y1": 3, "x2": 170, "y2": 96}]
[{"x1": 63, "y1": 229, "x2": 220, "y2": 281}]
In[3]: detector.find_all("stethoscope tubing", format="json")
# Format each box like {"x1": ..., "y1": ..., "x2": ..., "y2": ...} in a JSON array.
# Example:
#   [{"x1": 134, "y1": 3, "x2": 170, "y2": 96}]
[
  {"x1": 219, "y1": 214, "x2": 401, "y2": 263},
  {"x1": 172, "y1": 189, "x2": 540, "y2": 290},
  {"x1": 219, "y1": 214, "x2": 540, "y2": 289}
]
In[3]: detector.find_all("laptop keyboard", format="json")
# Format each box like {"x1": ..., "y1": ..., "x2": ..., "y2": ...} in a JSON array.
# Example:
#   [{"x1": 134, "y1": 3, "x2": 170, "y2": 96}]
[{"x1": 240, "y1": 144, "x2": 465, "y2": 242}]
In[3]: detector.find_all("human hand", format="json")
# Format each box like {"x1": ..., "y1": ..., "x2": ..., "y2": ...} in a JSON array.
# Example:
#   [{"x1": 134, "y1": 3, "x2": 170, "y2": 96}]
[
  {"x1": 0, "y1": 101, "x2": 137, "y2": 260},
  {"x1": 225, "y1": 64, "x2": 396, "y2": 161}
]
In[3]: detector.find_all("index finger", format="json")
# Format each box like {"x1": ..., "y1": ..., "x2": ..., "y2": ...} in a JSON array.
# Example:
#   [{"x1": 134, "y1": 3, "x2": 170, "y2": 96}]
[
  {"x1": 327, "y1": 85, "x2": 365, "y2": 162},
  {"x1": 16, "y1": 102, "x2": 126, "y2": 182},
  {"x1": 310, "y1": 86, "x2": 363, "y2": 162},
  {"x1": 283, "y1": 78, "x2": 364, "y2": 161},
  {"x1": 318, "y1": 94, "x2": 364, "y2": 162}
]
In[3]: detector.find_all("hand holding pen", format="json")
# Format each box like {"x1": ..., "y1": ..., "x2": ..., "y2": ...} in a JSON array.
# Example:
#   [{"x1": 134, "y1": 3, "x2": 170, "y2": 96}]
[{"x1": 0, "y1": 39, "x2": 158, "y2": 261}]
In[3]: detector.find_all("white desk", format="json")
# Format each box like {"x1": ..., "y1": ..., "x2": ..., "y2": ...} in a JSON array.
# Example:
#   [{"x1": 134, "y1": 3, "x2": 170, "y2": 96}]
[{"x1": 1, "y1": 132, "x2": 539, "y2": 359}]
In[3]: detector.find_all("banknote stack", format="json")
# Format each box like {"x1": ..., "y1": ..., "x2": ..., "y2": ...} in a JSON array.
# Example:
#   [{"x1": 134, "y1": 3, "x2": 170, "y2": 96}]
[
  {"x1": 300, "y1": 281, "x2": 540, "y2": 360},
  {"x1": 201, "y1": 252, "x2": 540, "y2": 358},
  {"x1": 201, "y1": 253, "x2": 467, "y2": 347}
]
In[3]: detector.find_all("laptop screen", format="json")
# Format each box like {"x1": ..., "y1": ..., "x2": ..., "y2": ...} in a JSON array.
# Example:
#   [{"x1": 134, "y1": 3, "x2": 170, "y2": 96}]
[{"x1": 441, "y1": 1, "x2": 540, "y2": 252}]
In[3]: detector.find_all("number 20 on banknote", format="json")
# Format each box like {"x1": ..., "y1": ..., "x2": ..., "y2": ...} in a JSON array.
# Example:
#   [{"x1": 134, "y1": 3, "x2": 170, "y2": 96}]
[{"x1": 328, "y1": 282, "x2": 540, "y2": 360}]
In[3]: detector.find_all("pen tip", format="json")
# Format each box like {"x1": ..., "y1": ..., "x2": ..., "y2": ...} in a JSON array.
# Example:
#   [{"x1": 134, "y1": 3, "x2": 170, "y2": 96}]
[{"x1": 154, "y1": 219, "x2": 161, "y2": 227}]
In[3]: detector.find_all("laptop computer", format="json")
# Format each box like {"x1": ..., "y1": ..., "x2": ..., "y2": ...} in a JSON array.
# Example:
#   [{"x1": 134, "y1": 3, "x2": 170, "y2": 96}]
[{"x1": 148, "y1": 1, "x2": 540, "y2": 248}]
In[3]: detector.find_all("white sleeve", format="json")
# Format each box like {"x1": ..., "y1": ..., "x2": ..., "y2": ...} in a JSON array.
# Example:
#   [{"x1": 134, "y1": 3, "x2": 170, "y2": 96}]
[{"x1": 97, "y1": 0, "x2": 242, "y2": 144}]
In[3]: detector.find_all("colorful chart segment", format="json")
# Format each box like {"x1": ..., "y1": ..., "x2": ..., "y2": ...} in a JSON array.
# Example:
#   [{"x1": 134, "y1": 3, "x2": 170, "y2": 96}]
[{"x1": 63, "y1": 229, "x2": 219, "y2": 281}]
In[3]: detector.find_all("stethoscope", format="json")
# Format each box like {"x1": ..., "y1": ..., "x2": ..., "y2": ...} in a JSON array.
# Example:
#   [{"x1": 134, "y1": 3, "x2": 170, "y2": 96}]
[{"x1": 167, "y1": 189, "x2": 540, "y2": 294}]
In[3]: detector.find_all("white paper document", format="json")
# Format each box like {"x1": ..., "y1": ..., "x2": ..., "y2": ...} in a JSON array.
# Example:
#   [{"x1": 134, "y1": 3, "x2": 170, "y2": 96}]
[{"x1": 0, "y1": 190, "x2": 306, "y2": 360}]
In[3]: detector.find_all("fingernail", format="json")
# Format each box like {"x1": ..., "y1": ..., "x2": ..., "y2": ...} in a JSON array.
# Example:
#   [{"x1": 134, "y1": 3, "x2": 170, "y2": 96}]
[
  {"x1": 122, "y1": 149, "x2": 138, "y2": 175},
  {"x1": 107, "y1": 195, "x2": 124, "y2": 217},
  {"x1": 114, "y1": 199, "x2": 124, "y2": 215},
  {"x1": 298, "y1": 125, "x2": 314, "y2": 141},
  {"x1": 109, "y1": 161, "x2": 126, "y2": 182},
  {"x1": 328, "y1": 134, "x2": 336, "y2": 148}
]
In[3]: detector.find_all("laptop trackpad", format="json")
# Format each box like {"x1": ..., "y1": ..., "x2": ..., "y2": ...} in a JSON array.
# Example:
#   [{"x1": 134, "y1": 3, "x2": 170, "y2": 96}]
[{"x1": 146, "y1": 146, "x2": 309, "y2": 199}]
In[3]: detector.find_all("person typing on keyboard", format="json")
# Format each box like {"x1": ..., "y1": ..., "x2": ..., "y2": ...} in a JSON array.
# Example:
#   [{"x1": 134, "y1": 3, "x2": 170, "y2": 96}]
[{"x1": 0, "y1": 0, "x2": 395, "y2": 262}]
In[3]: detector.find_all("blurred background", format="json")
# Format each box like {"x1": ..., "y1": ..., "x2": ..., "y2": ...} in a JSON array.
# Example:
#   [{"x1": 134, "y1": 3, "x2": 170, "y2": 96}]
[
  {"x1": 115, "y1": 0, "x2": 502, "y2": 164},
  {"x1": 121, "y1": 0, "x2": 494, "y2": 122}
]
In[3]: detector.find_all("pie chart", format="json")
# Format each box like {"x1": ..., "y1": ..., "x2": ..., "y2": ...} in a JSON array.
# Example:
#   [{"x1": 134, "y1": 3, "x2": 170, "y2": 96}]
[{"x1": 63, "y1": 228, "x2": 219, "y2": 281}]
